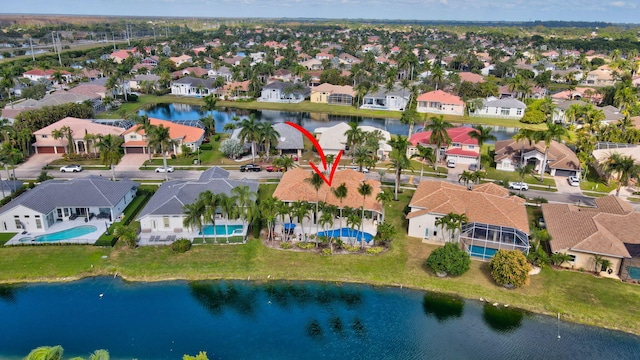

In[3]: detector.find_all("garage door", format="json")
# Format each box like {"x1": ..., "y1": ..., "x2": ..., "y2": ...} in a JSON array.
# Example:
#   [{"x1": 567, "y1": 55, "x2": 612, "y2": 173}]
[
  {"x1": 126, "y1": 147, "x2": 145, "y2": 154},
  {"x1": 37, "y1": 146, "x2": 56, "y2": 154},
  {"x1": 554, "y1": 169, "x2": 575, "y2": 177},
  {"x1": 55, "y1": 147, "x2": 66, "y2": 154}
]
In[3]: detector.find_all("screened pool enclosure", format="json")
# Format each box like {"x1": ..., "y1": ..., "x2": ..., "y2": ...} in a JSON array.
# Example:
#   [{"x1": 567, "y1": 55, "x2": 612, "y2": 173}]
[{"x1": 458, "y1": 222, "x2": 529, "y2": 261}]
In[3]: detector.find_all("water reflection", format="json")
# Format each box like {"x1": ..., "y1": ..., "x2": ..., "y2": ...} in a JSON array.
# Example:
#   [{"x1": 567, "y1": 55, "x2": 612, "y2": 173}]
[
  {"x1": 482, "y1": 303, "x2": 525, "y2": 333},
  {"x1": 189, "y1": 281, "x2": 258, "y2": 316},
  {"x1": 422, "y1": 293, "x2": 465, "y2": 323},
  {"x1": 0, "y1": 284, "x2": 23, "y2": 303},
  {"x1": 307, "y1": 319, "x2": 324, "y2": 339},
  {"x1": 262, "y1": 282, "x2": 363, "y2": 310}
]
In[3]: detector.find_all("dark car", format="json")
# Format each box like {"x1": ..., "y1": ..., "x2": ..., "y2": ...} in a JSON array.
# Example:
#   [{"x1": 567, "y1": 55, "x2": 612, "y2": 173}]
[{"x1": 240, "y1": 164, "x2": 262, "y2": 172}]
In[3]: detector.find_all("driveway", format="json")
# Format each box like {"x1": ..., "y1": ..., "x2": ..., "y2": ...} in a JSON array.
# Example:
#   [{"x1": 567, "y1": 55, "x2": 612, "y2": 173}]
[
  {"x1": 17, "y1": 154, "x2": 61, "y2": 171},
  {"x1": 554, "y1": 175, "x2": 583, "y2": 195},
  {"x1": 115, "y1": 154, "x2": 148, "y2": 172}
]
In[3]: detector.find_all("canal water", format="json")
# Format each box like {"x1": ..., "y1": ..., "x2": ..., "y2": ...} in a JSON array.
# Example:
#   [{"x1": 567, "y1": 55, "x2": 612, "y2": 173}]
[
  {"x1": 1, "y1": 278, "x2": 638, "y2": 359},
  {"x1": 139, "y1": 103, "x2": 518, "y2": 142}
]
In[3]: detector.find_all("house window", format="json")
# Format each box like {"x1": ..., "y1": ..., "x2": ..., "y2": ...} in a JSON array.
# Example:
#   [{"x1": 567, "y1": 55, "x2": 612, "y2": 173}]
[
  {"x1": 131, "y1": 135, "x2": 137, "y2": 139},
  {"x1": 468, "y1": 145, "x2": 475, "y2": 150},
  {"x1": 500, "y1": 108, "x2": 510, "y2": 116},
  {"x1": 35, "y1": 219, "x2": 42, "y2": 229},
  {"x1": 42, "y1": 135, "x2": 48, "y2": 139},
  {"x1": 14, "y1": 219, "x2": 21, "y2": 229},
  {"x1": 163, "y1": 217, "x2": 170, "y2": 228},
  {"x1": 64, "y1": 208, "x2": 69, "y2": 216},
  {"x1": 24, "y1": 215, "x2": 29, "y2": 218},
  {"x1": 567, "y1": 254, "x2": 577, "y2": 263},
  {"x1": 57, "y1": 209, "x2": 63, "y2": 217},
  {"x1": 516, "y1": 109, "x2": 523, "y2": 116}
]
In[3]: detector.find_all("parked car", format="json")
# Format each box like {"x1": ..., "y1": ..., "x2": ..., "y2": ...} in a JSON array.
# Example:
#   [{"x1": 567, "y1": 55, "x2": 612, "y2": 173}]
[
  {"x1": 352, "y1": 167, "x2": 370, "y2": 173},
  {"x1": 508, "y1": 182, "x2": 529, "y2": 191},
  {"x1": 538, "y1": 217, "x2": 546, "y2": 228},
  {"x1": 468, "y1": 163, "x2": 478, "y2": 171},
  {"x1": 568, "y1": 176, "x2": 580, "y2": 187},
  {"x1": 240, "y1": 164, "x2": 262, "y2": 172},
  {"x1": 155, "y1": 166, "x2": 175, "y2": 173},
  {"x1": 60, "y1": 164, "x2": 83, "y2": 173},
  {"x1": 266, "y1": 165, "x2": 284, "y2": 172},
  {"x1": 447, "y1": 159, "x2": 456, "y2": 168}
]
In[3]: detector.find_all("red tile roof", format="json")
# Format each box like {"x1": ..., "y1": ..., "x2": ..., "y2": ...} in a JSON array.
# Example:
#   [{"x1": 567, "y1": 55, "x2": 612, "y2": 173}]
[
  {"x1": 123, "y1": 118, "x2": 204, "y2": 143},
  {"x1": 409, "y1": 127, "x2": 479, "y2": 147},
  {"x1": 417, "y1": 90, "x2": 464, "y2": 105},
  {"x1": 446, "y1": 148, "x2": 479, "y2": 157}
]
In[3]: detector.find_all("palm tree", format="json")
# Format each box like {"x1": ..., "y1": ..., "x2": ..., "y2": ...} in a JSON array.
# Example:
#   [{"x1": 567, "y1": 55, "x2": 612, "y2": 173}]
[
  {"x1": 532, "y1": 123, "x2": 569, "y2": 181},
  {"x1": 425, "y1": 115, "x2": 453, "y2": 170},
  {"x1": 89, "y1": 349, "x2": 110, "y2": 360},
  {"x1": 24, "y1": 345, "x2": 64, "y2": 360},
  {"x1": 201, "y1": 93, "x2": 217, "y2": 115},
  {"x1": 516, "y1": 164, "x2": 534, "y2": 195},
  {"x1": 96, "y1": 134, "x2": 123, "y2": 180},
  {"x1": 458, "y1": 170, "x2": 474, "y2": 189},
  {"x1": 260, "y1": 196, "x2": 280, "y2": 242},
  {"x1": 344, "y1": 121, "x2": 364, "y2": 154},
  {"x1": 387, "y1": 135, "x2": 412, "y2": 201},
  {"x1": 410, "y1": 144, "x2": 435, "y2": 180},
  {"x1": 601, "y1": 152, "x2": 640, "y2": 196},
  {"x1": 318, "y1": 211, "x2": 335, "y2": 253},
  {"x1": 468, "y1": 125, "x2": 496, "y2": 170},
  {"x1": 231, "y1": 185, "x2": 257, "y2": 232},
  {"x1": 304, "y1": 172, "x2": 324, "y2": 236},
  {"x1": 52, "y1": 125, "x2": 75, "y2": 154},
  {"x1": 183, "y1": 200, "x2": 206, "y2": 243},
  {"x1": 132, "y1": 114, "x2": 153, "y2": 160},
  {"x1": 217, "y1": 193, "x2": 236, "y2": 242},
  {"x1": 331, "y1": 182, "x2": 348, "y2": 232},
  {"x1": 259, "y1": 122, "x2": 280, "y2": 161},
  {"x1": 199, "y1": 114, "x2": 216, "y2": 140},
  {"x1": 237, "y1": 115, "x2": 262, "y2": 163},
  {"x1": 291, "y1": 200, "x2": 312, "y2": 240},
  {"x1": 198, "y1": 190, "x2": 220, "y2": 243},
  {"x1": 357, "y1": 181, "x2": 373, "y2": 248},
  {"x1": 346, "y1": 212, "x2": 362, "y2": 245},
  {"x1": 514, "y1": 128, "x2": 535, "y2": 168},
  {"x1": 148, "y1": 124, "x2": 177, "y2": 181},
  {"x1": 376, "y1": 190, "x2": 393, "y2": 223},
  {"x1": 113, "y1": 224, "x2": 139, "y2": 248}
]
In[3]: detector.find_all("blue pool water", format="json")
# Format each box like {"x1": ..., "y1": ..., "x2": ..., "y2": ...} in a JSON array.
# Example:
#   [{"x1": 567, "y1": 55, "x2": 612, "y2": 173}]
[
  {"x1": 18, "y1": 225, "x2": 98, "y2": 243},
  {"x1": 316, "y1": 228, "x2": 373, "y2": 242},
  {"x1": 468, "y1": 245, "x2": 498, "y2": 259},
  {"x1": 627, "y1": 266, "x2": 640, "y2": 280},
  {"x1": 199, "y1": 224, "x2": 243, "y2": 236}
]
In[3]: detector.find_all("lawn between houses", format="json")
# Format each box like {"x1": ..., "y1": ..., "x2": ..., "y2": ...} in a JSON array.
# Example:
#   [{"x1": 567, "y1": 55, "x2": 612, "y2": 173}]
[{"x1": 0, "y1": 187, "x2": 639, "y2": 335}]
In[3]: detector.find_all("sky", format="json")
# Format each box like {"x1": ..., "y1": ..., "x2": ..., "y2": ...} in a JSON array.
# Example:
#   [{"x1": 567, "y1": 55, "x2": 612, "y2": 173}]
[{"x1": 1, "y1": 0, "x2": 638, "y2": 24}]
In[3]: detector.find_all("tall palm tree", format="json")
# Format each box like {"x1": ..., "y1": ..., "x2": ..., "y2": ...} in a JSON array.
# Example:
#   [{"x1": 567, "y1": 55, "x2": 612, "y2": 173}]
[
  {"x1": 51, "y1": 125, "x2": 74, "y2": 154},
  {"x1": 357, "y1": 181, "x2": 373, "y2": 248},
  {"x1": 331, "y1": 182, "x2": 348, "y2": 232},
  {"x1": 304, "y1": 172, "x2": 324, "y2": 236},
  {"x1": 147, "y1": 124, "x2": 177, "y2": 181},
  {"x1": 237, "y1": 115, "x2": 262, "y2": 163},
  {"x1": 231, "y1": 185, "x2": 257, "y2": 232},
  {"x1": 24, "y1": 345, "x2": 64, "y2": 360},
  {"x1": 132, "y1": 114, "x2": 153, "y2": 160},
  {"x1": 410, "y1": 144, "x2": 435, "y2": 180},
  {"x1": 375, "y1": 190, "x2": 393, "y2": 223},
  {"x1": 514, "y1": 128, "x2": 535, "y2": 168},
  {"x1": 198, "y1": 190, "x2": 220, "y2": 243},
  {"x1": 602, "y1": 152, "x2": 640, "y2": 196},
  {"x1": 89, "y1": 349, "x2": 110, "y2": 360},
  {"x1": 318, "y1": 211, "x2": 335, "y2": 253},
  {"x1": 217, "y1": 193, "x2": 236, "y2": 242},
  {"x1": 387, "y1": 135, "x2": 412, "y2": 201},
  {"x1": 467, "y1": 125, "x2": 496, "y2": 170},
  {"x1": 183, "y1": 200, "x2": 206, "y2": 243},
  {"x1": 344, "y1": 121, "x2": 364, "y2": 154},
  {"x1": 532, "y1": 123, "x2": 569, "y2": 181},
  {"x1": 346, "y1": 212, "x2": 362, "y2": 245},
  {"x1": 113, "y1": 224, "x2": 139, "y2": 248},
  {"x1": 199, "y1": 114, "x2": 216, "y2": 140},
  {"x1": 96, "y1": 134, "x2": 123, "y2": 180},
  {"x1": 260, "y1": 196, "x2": 280, "y2": 242},
  {"x1": 425, "y1": 115, "x2": 453, "y2": 170},
  {"x1": 291, "y1": 200, "x2": 312, "y2": 240},
  {"x1": 259, "y1": 122, "x2": 280, "y2": 161},
  {"x1": 201, "y1": 93, "x2": 217, "y2": 115}
]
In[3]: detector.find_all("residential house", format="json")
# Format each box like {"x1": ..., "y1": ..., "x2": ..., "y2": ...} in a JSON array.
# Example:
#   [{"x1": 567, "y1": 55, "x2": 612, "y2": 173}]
[
  {"x1": 257, "y1": 81, "x2": 310, "y2": 103},
  {"x1": 416, "y1": 90, "x2": 465, "y2": 116},
  {"x1": 208, "y1": 66, "x2": 233, "y2": 82},
  {"x1": 591, "y1": 146, "x2": 640, "y2": 179},
  {"x1": 109, "y1": 50, "x2": 132, "y2": 64},
  {"x1": 406, "y1": 181, "x2": 529, "y2": 259},
  {"x1": 136, "y1": 167, "x2": 258, "y2": 238},
  {"x1": 498, "y1": 85, "x2": 546, "y2": 99},
  {"x1": 173, "y1": 67, "x2": 208, "y2": 79},
  {"x1": 273, "y1": 69, "x2": 293, "y2": 82},
  {"x1": 66, "y1": 84, "x2": 108, "y2": 99},
  {"x1": 0, "y1": 176, "x2": 138, "y2": 233},
  {"x1": 218, "y1": 80, "x2": 251, "y2": 100},
  {"x1": 169, "y1": 55, "x2": 193, "y2": 67},
  {"x1": 584, "y1": 68, "x2": 616, "y2": 87},
  {"x1": 22, "y1": 69, "x2": 74, "y2": 83},
  {"x1": 553, "y1": 100, "x2": 623, "y2": 126},
  {"x1": 310, "y1": 83, "x2": 355, "y2": 106},
  {"x1": 408, "y1": 127, "x2": 480, "y2": 166},
  {"x1": 551, "y1": 87, "x2": 600, "y2": 103},
  {"x1": 170, "y1": 77, "x2": 215, "y2": 97},
  {"x1": 471, "y1": 97, "x2": 526, "y2": 120},
  {"x1": 315, "y1": 122, "x2": 392, "y2": 158},
  {"x1": 458, "y1": 72, "x2": 485, "y2": 84},
  {"x1": 122, "y1": 118, "x2": 205, "y2": 155},
  {"x1": 542, "y1": 196, "x2": 640, "y2": 279},
  {"x1": 493, "y1": 139, "x2": 581, "y2": 177},
  {"x1": 300, "y1": 58, "x2": 323, "y2": 70},
  {"x1": 128, "y1": 74, "x2": 161, "y2": 92},
  {"x1": 361, "y1": 86, "x2": 410, "y2": 111},
  {"x1": 33, "y1": 117, "x2": 126, "y2": 154}
]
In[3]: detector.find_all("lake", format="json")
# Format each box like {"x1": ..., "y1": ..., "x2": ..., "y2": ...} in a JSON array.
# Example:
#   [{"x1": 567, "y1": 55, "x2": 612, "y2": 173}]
[
  {"x1": 139, "y1": 103, "x2": 519, "y2": 142},
  {"x1": 1, "y1": 278, "x2": 639, "y2": 359}
]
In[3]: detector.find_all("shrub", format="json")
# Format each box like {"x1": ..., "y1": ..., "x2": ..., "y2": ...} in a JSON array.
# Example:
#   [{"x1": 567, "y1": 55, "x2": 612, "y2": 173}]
[
  {"x1": 425, "y1": 243, "x2": 471, "y2": 276},
  {"x1": 321, "y1": 248, "x2": 331, "y2": 256},
  {"x1": 296, "y1": 242, "x2": 315, "y2": 250},
  {"x1": 365, "y1": 246, "x2": 384, "y2": 255},
  {"x1": 489, "y1": 250, "x2": 531, "y2": 288},
  {"x1": 200, "y1": 143, "x2": 213, "y2": 151},
  {"x1": 344, "y1": 244, "x2": 360, "y2": 252},
  {"x1": 170, "y1": 154, "x2": 177, "y2": 159},
  {"x1": 171, "y1": 239, "x2": 192, "y2": 253},
  {"x1": 280, "y1": 242, "x2": 292, "y2": 249}
]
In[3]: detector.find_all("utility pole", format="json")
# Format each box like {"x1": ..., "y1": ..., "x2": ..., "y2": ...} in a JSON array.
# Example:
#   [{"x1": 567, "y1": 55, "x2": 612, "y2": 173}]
[
  {"x1": 29, "y1": 37, "x2": 35, "y2": 61},
  {"x1": 56, "y1": 32, "x2": 62, "y2": 66}
]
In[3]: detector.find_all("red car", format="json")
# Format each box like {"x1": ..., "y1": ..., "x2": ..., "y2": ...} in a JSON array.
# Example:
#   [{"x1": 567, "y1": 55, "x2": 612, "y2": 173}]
[{"x1": 266, "y1": 165, "x2": 284, "y2": 172}]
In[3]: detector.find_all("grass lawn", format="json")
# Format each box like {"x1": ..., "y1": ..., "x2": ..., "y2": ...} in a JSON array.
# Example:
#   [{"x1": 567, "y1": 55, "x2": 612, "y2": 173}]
[
  {"x1": 580, "y1": 165, "x2": 616, "y2": 194},
  {"x1": 1, "y1": 185, "x2": 640, "y2": 334},
  {"x1": 484, "y1": 167, "x2": 556, "y2": 187},
  {"x1": 0, "y1": 233, "x2": 16, "y2": 246}
]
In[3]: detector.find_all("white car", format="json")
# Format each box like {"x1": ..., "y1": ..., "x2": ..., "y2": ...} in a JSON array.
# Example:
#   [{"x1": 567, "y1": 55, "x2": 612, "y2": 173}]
[
  {"x1": 60, "y1": 164, "x2": 83, "y2": 173},
  {"x1": 447, "y1": 159, "x2": 456, "y2": 168},
  {"x1": 508, "y1": 182, "x2": 529, "y2": 191},
  {"x1": 155, "y1": 166, "x2": 175, "y2": 173},
  {"x1": 568, "y1": 176, "x2": 580, "y2": 187}
]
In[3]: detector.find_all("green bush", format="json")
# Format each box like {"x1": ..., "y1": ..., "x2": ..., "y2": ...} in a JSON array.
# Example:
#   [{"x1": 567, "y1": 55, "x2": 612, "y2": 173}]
[
  {"x1": 94, "y1": 235, "x2": 117, "y2": 247},
  {"x1": 321, "y1": 248, "x2": 331, "y2": 256},
  {"x1": 200, "y1": 143, "x2": 213, "y2": 150},
  {"x1": 425, "y1": 243, "x2": 471, "y2": 276},
  {"x1": 171, "y1": 239, "x2": 192, "y2": 253},
  {"x1": 365, "y1": 246, "x2": 384, "y2": 255},
  {"x1": 344, "y1": 245, "x2": 360, "y2": 252},
  {"x1": 296, "y1": 242, "x2": 315, "y2": 250},
  {"x1": 489, "y1": 250, "x2": 531, "y2": 288},
  {"x1": 280, "y1": 242, "x2": 293, "y2": 249}
]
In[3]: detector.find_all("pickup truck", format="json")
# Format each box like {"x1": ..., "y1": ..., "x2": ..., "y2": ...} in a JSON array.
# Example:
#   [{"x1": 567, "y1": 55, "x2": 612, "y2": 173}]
[
  {"x1": 508, "y1": 182, "x2": 529, "y2": 191},
  {"x1": 240, "y1": 164, "x2": 262, "y2": 172}
]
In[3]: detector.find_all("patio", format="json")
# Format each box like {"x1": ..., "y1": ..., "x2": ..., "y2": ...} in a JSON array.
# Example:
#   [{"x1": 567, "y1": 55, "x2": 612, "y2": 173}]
[
  {"x1": 272, "y1": 214, "x2": 379, "y2": 246},
  {"x1": 137, "y1": 221, "x2": 248, "y2": 246},
  {"x1": 5, "y1": 218, "x2": 110, "y2": 246}
]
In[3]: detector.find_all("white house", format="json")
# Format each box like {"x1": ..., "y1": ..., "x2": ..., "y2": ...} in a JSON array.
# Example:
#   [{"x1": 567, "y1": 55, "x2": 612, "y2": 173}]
[
  {"x1": 314, "y1": 122, "x2": 392, "y2": 158},
  {"x1": 416, "y1": 90, "x2": 465, "y2": 116},
  {"x1": 471, "y1": 97, "x2": 526, "y2": 120},
  {"x1": 361, "y1": 87, "x2": 410, "y2": 111},
  {"x1": 0, "y1": 176, "x2": 138, "y2": 233},
  {"x1": 257, "y1": 81, "x2": 310, "y2": 103},
  {"x1": 171, "y1": 77, "x2": 216, "y2": 97}
]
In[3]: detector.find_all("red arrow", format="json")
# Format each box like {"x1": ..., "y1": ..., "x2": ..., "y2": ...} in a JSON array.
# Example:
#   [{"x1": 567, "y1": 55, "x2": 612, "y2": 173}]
[{"x1": 285, "y1": 121, "x2": 343, "y2": 186}]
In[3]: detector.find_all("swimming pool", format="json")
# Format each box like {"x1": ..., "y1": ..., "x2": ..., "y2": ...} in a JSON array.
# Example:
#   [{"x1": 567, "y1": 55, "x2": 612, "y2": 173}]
[
  {"x1": 18, "y1": 225, "x2": 98, "y2": 243},
  {"x1": 199, "y1": 224, "x2": 244, "y2": 236},
  {"x1": 316, "y1": 228, "x2": 373, "y2": 242},
  {"x1": 468, "y1": 245, "x2": 498, "y2": 260},
  {"x1": 627, "y1": 266, "x2": 640, "y2": 280}
]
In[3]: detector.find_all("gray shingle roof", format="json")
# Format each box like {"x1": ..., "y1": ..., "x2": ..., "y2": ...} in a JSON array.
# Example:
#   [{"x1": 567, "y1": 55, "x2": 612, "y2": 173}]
[
  {"x1": 273, "y1": 123, "x2": 304, "y2": 150},
  {"x1": 136, "y1": 167, "x2": 258, "y2": 218},
  {"x1": 172, "y1": 76, "x2": 215, "y2": 88},
  {"x1": 0, "y1": 176, "x2": 138, "y2": 215},
  {"x1": 483, "y1": 98, "x2": 526, "y2": 108}
]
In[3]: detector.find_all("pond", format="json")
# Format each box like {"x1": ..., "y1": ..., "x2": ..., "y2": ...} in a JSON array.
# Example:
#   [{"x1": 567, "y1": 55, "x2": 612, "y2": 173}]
[
  {"x1": 1, "y1": 278, "x2": 639, "y2": 359},
  {"x1": 139, "y1": 103, "x2": 518, "y2": 143}
]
